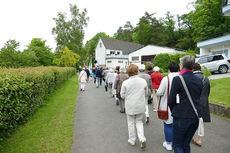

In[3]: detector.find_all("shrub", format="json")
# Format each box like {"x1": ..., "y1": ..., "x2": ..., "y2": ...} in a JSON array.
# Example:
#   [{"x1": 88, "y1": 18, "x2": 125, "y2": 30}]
[
  {"x1": 201, "y1": 66, "x2": 212, "y2": 77},
  {"x1": 153, "y1": 53, "x2": 171, "y2": 72},
  {"x1": 0, "y1": 66, "x2": 76, "y2": 138}
]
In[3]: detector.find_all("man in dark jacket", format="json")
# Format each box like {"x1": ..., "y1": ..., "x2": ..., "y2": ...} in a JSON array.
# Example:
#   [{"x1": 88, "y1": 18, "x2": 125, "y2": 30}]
[
  {"x1": 85, "y1": 67, "x2": 90, "y2": 82},
  {"x1": 95, "y1": 67, "x2": 102, "y2": 88},
  {"x1": 168, "y1": 55, "x2": 203, "y2": 153}
]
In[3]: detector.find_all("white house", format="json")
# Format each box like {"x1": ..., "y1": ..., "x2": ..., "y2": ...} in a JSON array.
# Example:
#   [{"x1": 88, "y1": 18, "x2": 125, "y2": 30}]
[
  {"x1": 129, "y1": 45, "x2": 182, "y2": 67},
  {"x1": 197, "y1": 34, "x2": 230, "y2": 59},
  {"x1": 95, "y1": 38, "x2": 143, "y2": 68}
]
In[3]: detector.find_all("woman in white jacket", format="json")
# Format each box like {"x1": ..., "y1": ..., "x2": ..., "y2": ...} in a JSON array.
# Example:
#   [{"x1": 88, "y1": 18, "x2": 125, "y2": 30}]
[
  {"x1": 120, "y1": 64, "x2": 148, "y2": 149},
  {"x1": 156, "y1": 62, "x2": 179, "y2": 151},
  {"x1": 79, "y1": 68, "x2": 87, "y2": 91}
]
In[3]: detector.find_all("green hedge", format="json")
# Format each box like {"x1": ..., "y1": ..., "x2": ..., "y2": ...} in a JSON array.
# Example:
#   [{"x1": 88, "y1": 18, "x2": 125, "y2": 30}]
[{"x1": 0, "y1": 66, "x2": 76, "y2": 138}]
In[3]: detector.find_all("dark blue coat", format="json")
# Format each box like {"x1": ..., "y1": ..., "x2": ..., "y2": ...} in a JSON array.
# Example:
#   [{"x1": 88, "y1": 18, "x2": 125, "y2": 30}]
[
  {"x1": 168, "y1": 71, "x2": 203, "y2": 119},
  {"x1": 95, "y1": 69, "x2": 102, "y2": 78}
]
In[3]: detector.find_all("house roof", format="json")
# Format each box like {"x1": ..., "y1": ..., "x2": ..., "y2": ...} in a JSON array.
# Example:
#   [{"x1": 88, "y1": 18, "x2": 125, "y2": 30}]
[
  {"x1": 101, "y1": 38, "x2": 143, "y2": 54},
  {"x1": 197, "y1": 34, "x2": 230, "y2": 48}
]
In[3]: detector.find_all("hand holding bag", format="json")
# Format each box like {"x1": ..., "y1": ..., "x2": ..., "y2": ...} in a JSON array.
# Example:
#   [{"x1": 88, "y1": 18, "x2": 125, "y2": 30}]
[
  {"x1": 157, "y1": 76, "x2": 169, "y2": 120},
  {"x1": 179, "y1": 75, "x2": 204, "y2": 137}
]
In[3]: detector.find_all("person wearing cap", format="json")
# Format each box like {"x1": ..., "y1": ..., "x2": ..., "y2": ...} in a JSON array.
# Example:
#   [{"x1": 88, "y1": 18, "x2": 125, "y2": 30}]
[
  {"x1": 120, "y1": 64, "x2": 148, "y2": 149},
  {"x1": 138, "y1": 64, "x2": 152, "y2": 124},
  {"x1": 78, "y1": 67, "x2": 87, "y2": 91},
  {"x1": 114, "y1": 67, "x2": 129, "y2": 113},
  {"x1": 106, "y1": 68, "x2": 115, "y2": 97},
  {"x1": 151, "y1": 66, "x2": 163, "y2": 111}
]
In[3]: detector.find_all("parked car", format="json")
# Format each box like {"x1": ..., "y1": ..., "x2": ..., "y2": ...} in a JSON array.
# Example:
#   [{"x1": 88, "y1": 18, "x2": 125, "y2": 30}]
[{"x1": 196, "y1": 54, "x2": 230, "y2": 74}]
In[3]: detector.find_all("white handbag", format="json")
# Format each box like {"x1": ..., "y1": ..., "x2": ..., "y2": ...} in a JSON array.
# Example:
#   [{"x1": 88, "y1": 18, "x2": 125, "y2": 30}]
[{"x1": 179, "y1": 76, "x2": 204, "y2": 137}]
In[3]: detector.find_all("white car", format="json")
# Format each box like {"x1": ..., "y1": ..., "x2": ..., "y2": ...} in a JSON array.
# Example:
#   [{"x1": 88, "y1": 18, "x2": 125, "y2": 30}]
[{"x1": 196, "y1": 54, "x2": 230, "y2": 74}]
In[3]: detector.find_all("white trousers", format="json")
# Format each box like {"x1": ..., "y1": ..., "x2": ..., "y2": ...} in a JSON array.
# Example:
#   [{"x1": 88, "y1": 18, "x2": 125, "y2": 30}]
[
  {"x1": 127, "y1": 113, "x2": 146, "y2": 143},
  {"x1": 80, "y1": 82, "x2": 86, "y2": 90},
  {"x1": 145, "y1": 97, "x2": 149, "y2": 118}
]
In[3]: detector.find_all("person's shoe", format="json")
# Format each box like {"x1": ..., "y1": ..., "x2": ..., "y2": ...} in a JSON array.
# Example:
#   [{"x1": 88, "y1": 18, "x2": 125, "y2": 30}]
[
  {"x1": 145, "y1": 117, "x2": 149, "y2": 124},
  {"x1": 80, "y1": 89, "x2": 82, "y2": 91},
  {"x1": 163, "y1": 141, "x2": 172, "y2": 151},
  {"x1": 153, "y1": 108, "x2": 157, "y2": 112},
  {"x1": 120, "y1": 110, "x2": 124, "y2": 113},
  {"x1": 140, "y1": 141, "x2": 146, "y2": 149},
  {"x1": 128, "y1": 139, "x2": 135, "y2": 146}
]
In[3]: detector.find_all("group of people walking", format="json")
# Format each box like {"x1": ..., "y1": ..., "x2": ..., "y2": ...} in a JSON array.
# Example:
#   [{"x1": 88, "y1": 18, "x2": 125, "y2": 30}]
[{"x1": 78, "y1": 55, "x2": 211, "y2": 153}]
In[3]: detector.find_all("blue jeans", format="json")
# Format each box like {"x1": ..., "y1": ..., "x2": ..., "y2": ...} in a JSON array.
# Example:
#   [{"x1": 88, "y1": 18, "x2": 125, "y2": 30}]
[
  {"x1": 164, "y1": 123, "x2": 173, "y2": 143},
  {"x1": 173, "y1": 117, "x2": 198, "y2": 153}
]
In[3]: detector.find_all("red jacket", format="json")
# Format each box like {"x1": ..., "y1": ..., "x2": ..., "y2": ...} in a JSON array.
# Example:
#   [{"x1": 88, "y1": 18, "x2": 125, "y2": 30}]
[{"x1": 151, "y1": 71, "x2": 163, "y2": 89}]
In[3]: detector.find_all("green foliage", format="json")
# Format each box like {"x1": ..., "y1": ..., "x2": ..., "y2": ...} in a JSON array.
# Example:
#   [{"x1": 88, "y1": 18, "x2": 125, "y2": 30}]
[
  {"x1": 26, "y1": 38, "x2": 54, "y2": 66},
  {"x1": 0, "y1": 67, "x2": 76, "y2": 140},
  {"x1": 192, "y1": 0, "x2": 230, "y2": 42},
  {"x1": 54, "y1": 47, "x2": 80, "y2": 67},
  {"x1": 52, "y1": 4, "x2": 89, "y2": 56},
  {"x1": 1, "y1": 75, "x2": 78, "y2": 153},
  {"x1": 113, "y1": 21, "x2": 133, "y2": 42},
  {"x1": 0, "y1": 40, "x2": 21, "y2": 68},
  {"x1": 153, "y1": 53, "x2": 171, "y2": 72},
  {"x1": 201, "y1": 66, "x2": 211, "y2": 77}
]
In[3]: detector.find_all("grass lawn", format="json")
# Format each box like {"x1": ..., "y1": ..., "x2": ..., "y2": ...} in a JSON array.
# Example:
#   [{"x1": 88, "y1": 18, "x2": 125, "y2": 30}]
[
  {"x1": 209, "y1": 77, "x2": 230, "y2": 107},
  {"x1": 1, "y1": 75, "x2": 78, "y2": 153}
]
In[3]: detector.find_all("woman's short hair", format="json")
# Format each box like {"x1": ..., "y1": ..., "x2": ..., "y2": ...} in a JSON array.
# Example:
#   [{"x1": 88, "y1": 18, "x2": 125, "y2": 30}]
[
  {"x1": 193, "y1": 63, "x2": 201, "y2": 71},
  {"x1": 115, "y1": 66, "x2": 120, "y2": 72},
  {"x1": 179, "y1": 55, "x2": 195, "y2": 70},
  {"x1": 168, "y1": 62, "x2": 179, "y2": 72},
  {"x1": 153, "y1": 66, "x2": 160, "y2": 72},
  {"x1": 147, "y1": 65, "x2": 152, "y2": 71},
  {"x1": 126, "y1": 64, "x2": 138, "y2": 76}
]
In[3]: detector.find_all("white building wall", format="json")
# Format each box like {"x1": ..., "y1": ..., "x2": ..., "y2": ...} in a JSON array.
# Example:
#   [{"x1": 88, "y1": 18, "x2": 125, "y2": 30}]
[
  {"x1": 105, "y1": 59, "x2": 128, "y2": 68},
  {"x1": 95, "y1": 39, "x2": 106, "y2": 66},
  {"x1": 129, "y1": 45, "x2": 178, "y2": 65},
  {"x1": 200, "y1": 43, "x2": 230, "y2": 58}
]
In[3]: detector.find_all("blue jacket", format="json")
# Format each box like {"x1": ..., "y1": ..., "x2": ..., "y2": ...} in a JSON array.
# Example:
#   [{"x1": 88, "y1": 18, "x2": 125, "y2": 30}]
[
  {"x1": 168, "y1": 71, "x2": 203, "y2": 119},
  {"x1": 95, "y1": 69, "x2": 102, "y2": 78}
]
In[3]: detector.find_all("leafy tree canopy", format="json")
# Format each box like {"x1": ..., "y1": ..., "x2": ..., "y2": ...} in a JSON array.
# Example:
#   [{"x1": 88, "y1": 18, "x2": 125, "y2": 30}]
[
  {"x1": 54, "y1": 46, "x2": 80, "y2": 67},
  {"x1": 26, "y1": 38, "x2": 54, "y2": 66}
]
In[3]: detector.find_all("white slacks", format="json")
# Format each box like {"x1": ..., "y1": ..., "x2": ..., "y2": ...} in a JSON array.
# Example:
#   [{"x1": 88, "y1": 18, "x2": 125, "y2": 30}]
[
  {"x1": 127, "y1": 113, "x2": 146, "y2": 144},
  {"x1": 80, "y1": 82, "x2": 86, "y2": 90}
]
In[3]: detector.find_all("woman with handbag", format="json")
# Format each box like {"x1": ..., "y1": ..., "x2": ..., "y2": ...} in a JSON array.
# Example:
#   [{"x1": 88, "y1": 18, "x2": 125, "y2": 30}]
[
  {"x1": 157, "y1": 62, "x2": 179, "y2": 151},
  {"x1": 168, "y1": 55, "x2": 203, "y2": 153}
]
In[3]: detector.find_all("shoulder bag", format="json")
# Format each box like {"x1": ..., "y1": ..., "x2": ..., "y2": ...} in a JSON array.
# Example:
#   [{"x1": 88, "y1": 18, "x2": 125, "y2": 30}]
[
  {"x1": 157, "y1": 76, "x2": 169, "y2": 120},
  {"x1": 179, "y1": 75, "x2": 204, "y2": 136}
]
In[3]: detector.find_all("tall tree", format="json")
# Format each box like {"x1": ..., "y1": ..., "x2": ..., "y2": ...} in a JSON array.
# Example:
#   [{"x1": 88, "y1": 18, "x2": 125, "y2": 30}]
[
  {"x1": 26, "y1": 38, "x2": 54, "y2": 66},
  {"x1": 192, "y1": 0, "x2": 230, "y2": 42},
  {"x1": 0, "y1": 40, "x2": 21, "y2": 68},
  {"x1": 52, "y1": 4, "x2": 89, "y2": 56},
  {"x1": 113, "y1": 21, "x2": 133, "y2": 42},
  {"x1": 132, "y1": 12, "x2": 167, "y2": 46}
]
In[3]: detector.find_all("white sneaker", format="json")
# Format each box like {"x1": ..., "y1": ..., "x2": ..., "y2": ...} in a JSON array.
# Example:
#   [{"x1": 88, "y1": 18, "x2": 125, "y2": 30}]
[
  {"x1": 128, "y1": 139, "x2": 135, "y2": 146},
  {"x1": 140, "y1": 141, "x2": 146, "y2": 149},
  {"x1": 163, "y1": 141, "x2": 172, "y2": 151}
]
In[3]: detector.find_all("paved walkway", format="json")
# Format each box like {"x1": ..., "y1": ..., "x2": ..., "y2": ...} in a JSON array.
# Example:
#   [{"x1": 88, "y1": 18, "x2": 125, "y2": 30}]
[{"x1": 71, "y1": 80, "x2": 230, "y2": 153}]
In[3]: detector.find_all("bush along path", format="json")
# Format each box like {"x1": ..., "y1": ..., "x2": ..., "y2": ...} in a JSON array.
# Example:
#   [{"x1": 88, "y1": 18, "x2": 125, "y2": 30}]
[{"x1": 1, "y1": 74, "x2": 78, "y2": 153}]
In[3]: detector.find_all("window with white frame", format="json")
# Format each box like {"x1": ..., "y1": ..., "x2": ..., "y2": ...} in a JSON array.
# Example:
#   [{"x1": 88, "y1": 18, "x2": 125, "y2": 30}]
[
  {"x1": 132, "y1": 56, "x2": 139, "y2": 61},
  {"x1": 110, "y1": 50, "x2": 115, "y2": 54},
  {"x1": 99, "y1": 43, "x2": 102, "y2": 47},
  {"x1": 213, "y1": 50, "x2": 228, "y2": 57},
  {"x1": 118, "y1": 61, "x2": 123, "y2": 63},
  {"x1": 107, "y1": 61, "x2": 112, "y2": 63}
]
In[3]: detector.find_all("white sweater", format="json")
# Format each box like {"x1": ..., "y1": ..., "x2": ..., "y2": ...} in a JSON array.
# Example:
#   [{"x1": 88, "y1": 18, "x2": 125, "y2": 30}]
[
  {"x1": 120, "y1": 75, "x2": 148, "y2": 115},
  {"x1": 157, "y1": 72, "x2": 179, "y2": 124}
]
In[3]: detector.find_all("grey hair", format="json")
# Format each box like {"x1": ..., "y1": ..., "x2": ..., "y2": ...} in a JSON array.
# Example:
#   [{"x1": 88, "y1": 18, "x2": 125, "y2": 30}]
[{"x1": 179, "y1": 55, "x2": 195, "y2": 70}]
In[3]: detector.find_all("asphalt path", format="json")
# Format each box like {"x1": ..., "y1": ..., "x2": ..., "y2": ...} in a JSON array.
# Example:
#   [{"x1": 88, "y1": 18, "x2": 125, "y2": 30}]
[{"x1": 71, "y1": 79, "x2": 230, "y2": 153}]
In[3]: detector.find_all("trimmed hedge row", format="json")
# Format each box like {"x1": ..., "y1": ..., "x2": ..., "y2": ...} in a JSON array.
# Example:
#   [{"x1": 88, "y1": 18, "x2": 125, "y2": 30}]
[{"x1": 0, "y1": 66, "x2": 76, "y2": 137}]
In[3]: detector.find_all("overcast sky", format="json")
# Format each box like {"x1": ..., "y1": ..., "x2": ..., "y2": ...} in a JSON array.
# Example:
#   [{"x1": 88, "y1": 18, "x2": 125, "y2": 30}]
[{"x1": 0, "y1": 0, "x2": 194, "y2": 51}]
